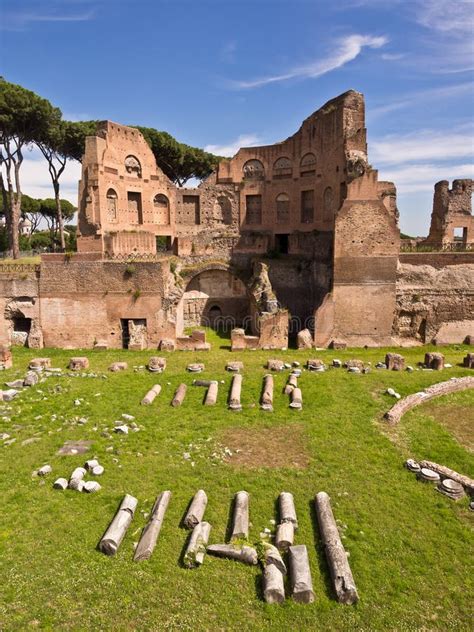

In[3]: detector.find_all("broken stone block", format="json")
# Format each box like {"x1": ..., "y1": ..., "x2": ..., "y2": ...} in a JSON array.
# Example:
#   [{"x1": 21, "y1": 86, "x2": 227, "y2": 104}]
[
  {"x1": 226, "y1": 361, "x2": 243, "y2": 372},
  {"x1": 267, "y1": 359, "x2": 284, "y2": 371},
  {"x1": 83, "y1": 481, "x2": 101, "y2": 493},
  {"x1": 114, "y1": 424, "x2": 129, "y2": 434},
  {"x1": 385, "y1": 353, "x2": 405, "y2": 371},
  {"x1": 424, "y1": 352, "x2": 444, "y2": 370},
  {"x1": 108, "y1": 362, "x2": 128, "y2": 372},
  {"x1": 93, "y1": 339, "x2": 108, "y2": 350},
  {"x1": 2, "y1": 389, "x2": 19, "y2": 401},
  {"x1": 29, "y1": 357, "x2": 51, "y2": 371},
  {"x1": 23, "y1": 371, "x2": 39, "y2": 387},
  {"x1": 463, "y1": 353, "x2": 474, "y2": 368},
  {"x1": 289, "y1": 545, "x2": 315, "y2": 604},
  {"x1": 187, "y1": 363, "x2": 205, "y2": 373},
  {"x1": 344, "y1": 359, "x2": 365, "y2": 371},
  {"x1": 418, "y1": 467, "x2": 441, "y2": 483},
  {"x1": 296, "y1": 329, "x2": 313, "y2": 350},
  {"x1": 37, "y1": 465, "x2": 52, "y2": 477},
  {"x1": 158, "y1": 339, "x2": 175, "y2": 351},
  {"x1": 148, "y1": 357, "x2": 166, "y2": 372},
  {"x1": 69, "y1": 357, "x2": 89, "y2": 371},
  {"x1": 405, "y1": 459, "x2": 421, "y2": 473},
  {"x1": 85, "y1": 459, "x2": 99, "y2": 471},
  {"x1": 329, "y1": 339, "x2": 347, "y2": 350},
  {"x1": 92, "y1": 465, "x2": 105, "y2": 476},
  {"x1": 5, "y1": 379, "x2": 24, "y2": 388},
  {"x1": 53, "y1": 477, "x2": 68, "y2": 490},
  {"x1": 332, "y1": 359, "x2": 342, "y2": 368},
  {"x1": 0, "y1": 346, "x2": 12, "y2": 370},
  {"x1": 190, "y1": 330, "x2": 206, "y2": 343},
  {"x1": 68, "y1": 467, "x2": 87, "y2": 490},
  {"x1": 437, "y1": 478, "x2": 465, "y2": 500},
  {"x1": 307, "y1": 358, "x2": 325, "y2": 371}
]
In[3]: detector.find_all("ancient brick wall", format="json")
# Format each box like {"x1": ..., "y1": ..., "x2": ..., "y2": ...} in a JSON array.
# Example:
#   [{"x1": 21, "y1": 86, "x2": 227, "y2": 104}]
[{"x1": 426, "y1": 179, "x2": 473, "y2": 246}]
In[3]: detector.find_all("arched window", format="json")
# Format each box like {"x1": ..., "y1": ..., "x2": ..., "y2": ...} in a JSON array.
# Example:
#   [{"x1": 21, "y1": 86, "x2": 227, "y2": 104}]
[
  {"x1": 153, "y1": 194, "x2": 170, "y2": 225},
  {"x1": 276, "y1": 193, "x2": 290, "y2": 223},
  {"x1": 300, "y1": 153, "x2": 316, "y2": 176},
  {"x1": 323, "y1": 186, "x2": 333, "y2": 221},
  {"x1": 273, "y1": 157, "x2": 292, "y2": 179},
  {"x1": 214, "y1": 196, "x2": 232, "y2": 224},
  {"x1": 106, "y1": 188, "x2": 118, "y2": 221},
  {"x1": 125, "y1": 155, "x2": 141, "y2": 177},
  {"x1": 243, "y1": 159, "x2": 265, "y2": 180}
]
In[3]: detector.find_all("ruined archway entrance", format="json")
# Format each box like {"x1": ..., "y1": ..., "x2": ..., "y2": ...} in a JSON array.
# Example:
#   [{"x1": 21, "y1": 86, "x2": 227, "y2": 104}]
[{"x1": 181, "y1": 266, "x2": 249, "y2": 332}]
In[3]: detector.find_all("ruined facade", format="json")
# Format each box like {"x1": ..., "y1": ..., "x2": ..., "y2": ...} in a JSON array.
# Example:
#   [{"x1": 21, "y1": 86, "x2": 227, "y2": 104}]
[
  {"x1": 425, "y1": 179, "x2": 473, "y2": 247},
  {"x1": 0, "y1": 90, "x2": 472, "y2": 350}
]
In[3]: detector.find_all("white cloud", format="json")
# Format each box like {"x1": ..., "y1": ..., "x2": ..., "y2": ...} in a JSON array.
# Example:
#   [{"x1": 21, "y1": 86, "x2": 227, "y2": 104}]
[
  {"x1": 416, "y1": 0, "x2": 474, "y2": 34},
  {"x1": 371, "y1": 126, "x2": 474, "y2": 165},
  {"x1": 5, "y1": 147, "x2": 81, "y2": 204},
  {"x1": 1, "y1": 7, "x2": 95, "y2": 30},
  {"x1": 378, "y1": 162, "x2": 474, "y2": 193},
  {"x1": 381, "y1": 53, "x2": 406, "y2": 60},
  {"x1": 204, "y1": 134, "x2": 262, "y2": 157},
  {"x1": 230, "y1": 34, "x2": 387, "y2": 89}
]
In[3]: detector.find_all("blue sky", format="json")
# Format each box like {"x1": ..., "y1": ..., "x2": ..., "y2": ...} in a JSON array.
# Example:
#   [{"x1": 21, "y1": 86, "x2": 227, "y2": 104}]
[{"x1": 1, "y1": 0, "x2": 473, "y2": 235}]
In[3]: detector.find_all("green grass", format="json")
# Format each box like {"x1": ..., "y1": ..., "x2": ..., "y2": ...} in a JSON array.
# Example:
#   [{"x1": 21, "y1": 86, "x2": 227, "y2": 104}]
[{"x1": 0, "y1": 334, "x2": 473, "y2": 631}]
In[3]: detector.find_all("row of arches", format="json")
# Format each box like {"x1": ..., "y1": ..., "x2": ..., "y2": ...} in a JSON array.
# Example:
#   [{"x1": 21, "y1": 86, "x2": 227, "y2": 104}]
[
  {"x1": 259, "y1": 188, "x2": 334, "y2": 224},
  {"x1": 243, "y1": 153, "x2": 317, "y2": 180}
]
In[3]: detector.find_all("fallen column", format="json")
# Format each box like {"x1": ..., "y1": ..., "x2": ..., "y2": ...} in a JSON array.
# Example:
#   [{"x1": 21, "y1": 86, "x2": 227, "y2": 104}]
[
  {"x1": 290, "y1": 387, "x2": 302, "y2": 410},
  {"x1": 141, "y1": 384, "x2": 161, "y2": 405},
  {"x1": 99, "y1": 494, "x2": 138, "y2": 556},
  {"x1": 68, "y1": 466, "x2": 87, "y2": 491},
  {"x1": 314, "y1": 491, "x2": 359, "y2": 604},
  {"x1": 183, "y1": 521, "x2": 211, "y2": 568},
  {"x1": 284, "y1": 373, "x2": 298, "y2": 395},
  {"x1": 279, "y1": 492, "x2": 298, "y2": 530},
  {"x1": 204, "y1": 381, "x2": 218, "y2": 406},
  {"x1": 263, "y1": 563, "x2": 285, "y2": 604},
  {"x1": 289, "y1": 544, "x2": 315, "y2": 604},
  {"x1": 207, "y1": 544, "x2": 258, "y2": 565},
  {"x1": 171, "y1": 383, "x2": 187, "y2": 407},
  {"x1": 275, "y1": 522, "x2": 294, "y2": 551},
  {"x1": 231, "y1": 490, "x2": 249, "y2": 540},
  {"x1": 228, "y1": 374, "x2": 242, "y2": 411},
  {"x1": 263, "y1": 543, "x2": 287, "y2": 574},
  {"x1": 134, "y1": 490, "x2": 171, "y2": 561},
  {"x1": 184, "y1": 489, "x2": 208, "y2": 529},
  {"x1": 419, "y1": 460, "x2": 474, "y2": 494},
  {"x1": 260, "y1": 374, "x2": 274, "y2": 411}
]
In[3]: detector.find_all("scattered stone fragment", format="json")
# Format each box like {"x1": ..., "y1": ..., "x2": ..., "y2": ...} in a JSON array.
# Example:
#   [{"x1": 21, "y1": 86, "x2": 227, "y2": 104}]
[
  {"x1": 279, "y1": 492, "x2": 298, "y2": 529},
  {"x1": 83, "y1": 481, "x2": 102, "y2": 493},
  {"x1": 85, "y1": 459, "x2": 99, "y2": 471},
  {"x1": 405, "y1": 459, "x2": 421, "y2": 473},
  {"x1": 187, "y1": 363, "x2": 205, "y2": 373},
  {"x1": 290, "y1": 387, "x2": 302, "y2": 410},
  {"x1": 406, "y1": 365, "x2": 414, "y2": 372},
  {"x1": 207, "y1": 544, "x2": 258, "y2": 565},
  {"x1": 469, "y1": 501, "x2": 474, "y2": 512},
  {"x1": 0, "y1": 346, "x2": 13, "y2": 370},
  {"x1": 419, "y1": 459, "x2": 474, "y2": 494},
  {"x1": 344, "y1": 359, "x2": 365, "y2": 371},
  {"x1": 314, "y1": 491, "x2": 359, "y2": 604},
  {"x1": 2, "y1": 389, "x2": 19, "y2": 402},
  {"x1": 5, "y1": 379, "x2": 24, "y2": 388},
  {"x1": 148, "y1": 357, "x2": 167, "y2": 373},
  {"x1": 159, "y1": 339, "x2": 175, "y2": 352},
  {"x1": 385, "y1": 353, "x2": 405, "y2": 371},
  {"x1": 37, "y1": 464, "x2": 52, "y2": 477},
  {"x1": 228, "y1": 374, "x2": 242, "y2": 411},
  {"x1": 307, "y1": 359, "x2": 325, "y2": 371},
  {"x1": 332, "y1": 359, "x2": 342, "y2": 368},
  {"x1": 463, "y1": 353, "x2": 474, "y2": 369},
  {"x1": 69, "y1": 357, "x2": 89, "y2": 370},
  {"x1": 204, "y1": 381, "x2": 218, "y2": 406},
  {"x1": 134, "y1": 491, "x2": 171, "y2": 561},
  {"x1": 114, "y1": 425, "x2": 129, "y2": 434},
  {"x1": 424, "y1": 352, "x2": 444, "y2": 370},
  {"x1": 417, "y1": 467, "x2": 441, "y2": 483},
  {"x1": 437, "y1": 478, "x2": 465, "y2": 500},
  {"x1": 267, "y1": 359, "x2": 284, "y2": 371},
  {"x1": 1, "y1": 433, "x2": 10, "y2": 440},
  {"x1": 375, "y1": 362, "x2": 387, "y2": 369},
  {"x1": 289, "y1": 545, "x2": 315, "y2": 604},
  {"x1": 263, "y1": 562, "x2": 285, "y2": 604},
  {"x1": 93, "y1": 339, "x2": 108, "y2": 350},
  {"x1": 184, "y1": 489, "x2": 208, "y2": 529},
  {"x1": 57, "y1": 440, "x2": 91, "y2": 455},
  {"x1": 92, "y1": 465, "x2": 105, "y2": 476},
  {"x1": 29, "y1": 358, "x2": 51, "y2": 371},
  {"x1": 184, "y1": 521, "x2": 212, "y2": 568},
  {"x1": 108, "y1": 362, "x2": 128, "y2": 372},
  {"x1": 23, "y1": 371, "x2": 40, "y2": 387},
  {"x1": 226, "y1": 361, "x2": 243, "y2": 372},
  {"x1": 297, "y1": 328, "x2": 313, "y2": 350},
  {"x1": 53, "y1": 477, "x2": 68, "y2": 490},
  {"x1": 275, "y1": 522, "x2": 294, "y2": 552},
  {"x1": 68, "y1": 466, "x2": 87, "y2": 490},
  {"x1": 141, "y1": 384, "x2": 161, "y2": 405},
  {"x1": 171, "y1": 383, "x2": 187, "y2": 407},
  {"x1": 231, "y1": 491, "x2": 249, "y2": 540},
  {"x1": 260, "y1": 374, "x2": 274, "y2": 411},
  {"x1": 99, "y1": 494, "x2": 138, "y2": 556}
]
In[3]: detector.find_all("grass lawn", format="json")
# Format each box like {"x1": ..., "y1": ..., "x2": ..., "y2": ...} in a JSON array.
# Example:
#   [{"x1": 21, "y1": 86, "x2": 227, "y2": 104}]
[{"x1": 0, "y1": 333, "x2": 473, "y2": 631}]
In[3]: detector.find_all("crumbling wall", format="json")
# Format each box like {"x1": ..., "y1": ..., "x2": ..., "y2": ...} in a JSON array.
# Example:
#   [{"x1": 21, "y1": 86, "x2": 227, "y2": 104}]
[
  {"x1": 426, "y1": 179, "x2": 473, "y2": 246},
  {"x1": 0, "y1": 268, "x2": 42, "y2": 348}
]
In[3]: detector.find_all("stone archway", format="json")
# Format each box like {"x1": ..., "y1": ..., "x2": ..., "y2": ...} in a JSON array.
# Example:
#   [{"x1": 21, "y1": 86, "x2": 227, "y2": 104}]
[{"x1": 181, "y1": 266, "x2": 249, "y2": 331}]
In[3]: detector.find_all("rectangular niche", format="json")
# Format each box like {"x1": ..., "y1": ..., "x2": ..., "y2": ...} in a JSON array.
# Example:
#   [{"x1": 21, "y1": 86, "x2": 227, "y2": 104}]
[
  {"x1": 127, "y1": 191, "x2": 143, "y2": 224},
  {"x1": 245, "y1": 194, "x2": 262, "y2": 225},
  {"x1": 179, "y1": 195, "x2": 201, "y2": 225}
]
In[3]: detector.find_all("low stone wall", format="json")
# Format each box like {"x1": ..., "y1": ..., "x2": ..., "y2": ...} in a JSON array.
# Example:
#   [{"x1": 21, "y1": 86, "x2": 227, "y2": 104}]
[
  {"x1": 399, "y1": 252, "x2": 474, "y2": 268},
  {"x1": 384, "y1": 376, "x2": 474, "y2": 425}
]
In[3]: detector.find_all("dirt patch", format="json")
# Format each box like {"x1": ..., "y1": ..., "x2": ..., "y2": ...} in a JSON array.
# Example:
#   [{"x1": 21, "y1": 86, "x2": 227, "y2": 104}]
[
  {"x1": 57, "y1": 440, "x2": 92, "y2": 455},
  {"x1": 219, "y1": 424, "x2": 310, "y2": 469},
  {"x1": 423, "y1": 403, "x2": 474, "y2": 452}
]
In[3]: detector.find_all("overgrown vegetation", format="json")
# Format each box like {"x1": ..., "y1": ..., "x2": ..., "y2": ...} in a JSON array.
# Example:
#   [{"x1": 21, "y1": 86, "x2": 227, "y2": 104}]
[{"x1": 0, "y1": 337, "x2": 472, "y2": 630}]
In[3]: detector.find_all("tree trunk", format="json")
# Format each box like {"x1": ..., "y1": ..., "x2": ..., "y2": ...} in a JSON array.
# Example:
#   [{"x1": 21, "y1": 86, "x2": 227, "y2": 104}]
[
  {"x1": 231, "y1": 490, "x2": 249, "y2": 540},
  {"x1": 134, "y1": 491, "x2": 171, "y2": 561},
  {"x1": 314, "y1": 491, "x2": 359, "y2": 604},
  {"x1": 289, "y1": 545, "x2": 315, "y2": 603},
  {"x1": 184, "y1": 489, "x2": 208, "y2": 528},
  {"x1": 183, "y1": 521, "x2": 211, "y2": 568},
  {"x1": 99, "y1": 494, "x2": 138, "y2": 556},
  {"x1": 54, "y1": 180, "x2": 66, "y2": 251}
]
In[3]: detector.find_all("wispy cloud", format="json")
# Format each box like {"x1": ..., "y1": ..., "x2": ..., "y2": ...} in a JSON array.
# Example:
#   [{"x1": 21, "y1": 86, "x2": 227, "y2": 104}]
[
  {"x1": 367, "y1": 82, "x2": 474, "y2": 117},
  {"x1": 204, "y1": 134, "x2": 262, "y2": 157},
  {"x1": 378, "y1": 162, "x2": 474, "y2": 193},
  {"x1": 229, "y1": 34, "x2": 387, "y2": 89},
  {"x1": 415, "y1": 0, "x2": 474, "y2": 35},
  {"x1": 1, "y1": 7, "x2": 95, "y2": 31},
  {"x1": 381, "y1": 53, "x2": 406, "y2": 61}
]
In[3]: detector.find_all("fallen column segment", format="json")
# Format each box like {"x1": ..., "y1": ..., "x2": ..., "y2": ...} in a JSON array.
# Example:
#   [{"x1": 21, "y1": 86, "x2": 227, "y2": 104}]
[
  {"x1": 99, "y1": 494, "x2": 138, "y2": 556},
  {"x1": 228, "y1": 374, "x2": 242, "y2": 411},
  {"x1": 183, "y1": 521, "x2": 211, "y2": 568},
  {"x1": 314, "y1": 491, "x2": 359, "y2": 604},
  {"x1": 289, "y1": 544, "x2": 315, "y2": 603},
  {"x1": 171, "y1": 383, "x2": 187, "y2": 407},
  {"x1": 207, "y1": 543, "x2": 258, "y2": 565},
  {"x1": 141, "y1": 384, "x2": 161, "y2": 405},
  {"x1": 260, "y1": 374, "x2": 273, "y2": 411},
  {"x1": 231, "y1": 490, "x2": 249, "y2": 540},
  {"x1": 134, "y1": 491, "x2": 171, "y2": 561},
  {"x1": 183, "y1": 489, "x2": 208, "y2": 529}
]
